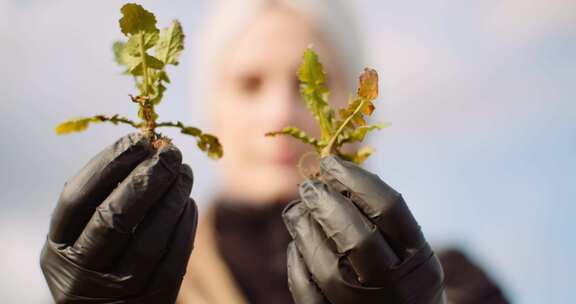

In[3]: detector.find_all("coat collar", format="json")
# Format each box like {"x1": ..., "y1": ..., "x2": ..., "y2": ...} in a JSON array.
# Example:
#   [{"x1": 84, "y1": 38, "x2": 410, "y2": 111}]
[{"x1": 177, "y1": 206, "x2": 248, "y2": 304}]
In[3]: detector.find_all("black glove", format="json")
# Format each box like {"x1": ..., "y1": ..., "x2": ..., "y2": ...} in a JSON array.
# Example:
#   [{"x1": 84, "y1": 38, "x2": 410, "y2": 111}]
[
  {"x1": 40, "y1": 133, "x2": 198, "y2": 304},
  {"x1": 283, "y1": 156, "x2": 445, "y2": 304}
]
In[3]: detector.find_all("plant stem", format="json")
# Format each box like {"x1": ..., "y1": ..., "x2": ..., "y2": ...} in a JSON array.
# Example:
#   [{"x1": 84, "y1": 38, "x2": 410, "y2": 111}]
[
  {"x1": 321, "y1": 98, "x2": 367, "y2": 157},
  {"x1": 156, "y1": 121, "x2": 201, "y2": 137},
  {"x1": 155, "y1": 121, "x2": 184, "y2": 128},
  {"x1": 313, "y1": 91, "x2": 332, "y2": 142},
  {"x1": 139, "y1": 32, "x2": 149, "y2": 96},
  {"x1": 93, "y1": 115, "x2": 141, "y2": 128},
  {"x1": 138, "y1": 31, "x2": 156, "y2": 138}
]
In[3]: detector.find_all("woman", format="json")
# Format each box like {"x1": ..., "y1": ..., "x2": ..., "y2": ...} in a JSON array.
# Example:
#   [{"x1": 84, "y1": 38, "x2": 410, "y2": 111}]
[{"x1": 40, "y1": 1, "x2": 509, "y2": 303}]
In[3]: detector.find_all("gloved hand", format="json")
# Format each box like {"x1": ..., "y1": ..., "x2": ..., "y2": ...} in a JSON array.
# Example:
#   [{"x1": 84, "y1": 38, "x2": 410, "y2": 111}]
[
  {"x1": 40, "y1": 133, "x2": 198, "y2": 304},
  {"x1": 283, "y1": 156, "x2": 445, "y2": 304}
]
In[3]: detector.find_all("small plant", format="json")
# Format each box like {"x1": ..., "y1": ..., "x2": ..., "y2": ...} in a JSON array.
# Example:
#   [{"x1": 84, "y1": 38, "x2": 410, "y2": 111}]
[
  {"x1": 266, "y1": 48, "x2": 387, "y2": 171},
  {"x1": 56, "y1": 3, "x2": 222, "y2": 158}
]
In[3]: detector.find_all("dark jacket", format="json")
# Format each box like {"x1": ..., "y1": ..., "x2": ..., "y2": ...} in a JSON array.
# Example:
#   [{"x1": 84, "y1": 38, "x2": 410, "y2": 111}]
[{"x1": 177, "y1": 202, "x2": 509, "y2": 304}]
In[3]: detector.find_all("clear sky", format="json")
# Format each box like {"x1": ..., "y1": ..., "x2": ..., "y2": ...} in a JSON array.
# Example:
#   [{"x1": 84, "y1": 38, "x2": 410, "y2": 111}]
[{"x1": 0, "y1": 0, "x2": 574, "y2": 303}]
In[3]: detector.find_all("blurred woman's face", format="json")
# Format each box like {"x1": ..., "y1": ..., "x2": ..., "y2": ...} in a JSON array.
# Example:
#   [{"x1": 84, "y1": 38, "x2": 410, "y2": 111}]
[{"x1": 210, "y1": 6, "x2": 348, "y2": 205}]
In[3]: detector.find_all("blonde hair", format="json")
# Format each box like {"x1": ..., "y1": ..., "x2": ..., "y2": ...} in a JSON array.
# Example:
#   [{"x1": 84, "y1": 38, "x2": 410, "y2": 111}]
[{"x1": 191, "y1": 0, "x2": 365, "y2": 97}]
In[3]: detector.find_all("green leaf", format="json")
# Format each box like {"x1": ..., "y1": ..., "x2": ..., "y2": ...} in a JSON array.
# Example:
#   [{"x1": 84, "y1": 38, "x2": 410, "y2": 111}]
[
  {"x1": 155, "y1": 20, "x2": 185, "y2": 66},
  {"x1": 113, "y1": 41, "x2": 127, "y2": 65},
  {"x1": 149, "y1": 79, "x2": 166, "y2": 105},
  {"x1": 146, "y1": 54, "x2": 164, "y2": 69},
  {"x1": 324, "y1": 68, "x2": 382, "y2": 156},
  {"x1": 299, "y1": 48, "x2": 326, "y2": 84},
  {"x1": 181, "y1": 126, "x2": 201, "y2": 136},
  {"x1": 152, "y1": 82, "x2": 167, "y2": 99},
  {"x1": 298, "y1": 48, "x2": 334, "y2": 142},
  {"x1": 265, "y1": 49, "x2": 387, "y2": 165},
  {"x1": 119, "y1": 3, "x2": 158, "y2": 36},
  {"x1": 351, "y1": 146, "x2": 374, "y2": 164},
  {"x1": 124, "y1": 32, "x2": 159, "y2": 55},
  {"x1": 145, "y1": 69, "x2": 168, "y2": 105},
  {"x1": 121, "y1": 32, "x2": 162, "y2": 77},
  {"x1": 338, "y1": 123, "x2": 389, "y2": 145},
  {"x1": 158, "y1": 70, "x2": 170, "y2": 83},
  {"x1": 197, "y1": 134, "x2": 223, "y2": 159},
  {"x1": 56, "y1": 115, "x2": 141, "y2": 134},
  {"x1": 113, "y1": 41, "x2": 139, "y2": 73},
  {"x1": 128, "y1": 54, "x2": 164, "y2": 75},
  {"x1": 339, "y1": 146, "x2": 374, "y2": 165},
  {"x1": 335, "y1": 69, "x2": 379, "y2": 130},
  {"x1": 353, "y1": 123, "x2": 387, "y2": 141},
  {"x1": 58, "y1": 4, "x2": 223, "y2": 162},
  {"x1": 55, "y1": 117, "x2": 102, "y2": 134},
  {"x1": 266, "y1": 126, "x2": 320, "y2": 148}
]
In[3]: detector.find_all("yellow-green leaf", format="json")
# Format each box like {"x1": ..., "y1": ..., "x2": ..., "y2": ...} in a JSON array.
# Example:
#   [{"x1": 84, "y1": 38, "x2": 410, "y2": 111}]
[
  {"x1": 119, "y1": 3, "x2": 158, "y2": 36},
  {"x1": 155, "y1": 20, "x2": 185, "y2": 66},
  {"x1": 181, "y1": 126, "x2": 201, "y2": 136},
  {"x1": 340, "y1": 146, "x2": 374, "y2": 165},
  {"x1": 299, "y1": 48, "x2": 326, "y2": 85},
  {"x1": 197, "y1": 134, "x2": 223, "y2": 159},
  {"x1": 298, "y1": 48, "x2": 334, "y2": 141},
  {"x1": 266, "y1": 126, "x2": 320, "y2": 147},
  {"x1": 149, "y1": 81, "x2": 166, "y2": 105},
  {"x1": 58, "y1": 4, "x2": 223, "y2": 163},
  {"x1": 338, "y1": 123, "x2": 389, "y2": 144},
  {"x1": 129, "y1": 54, "x2": 164, "y2": 75},
  {"x1": 265, "y1": 50, "x2": 387, "y2": 165},
  {"x1": 352, "y1": 146, "x2": 374, "y2": 164},
  {"x1": 56, "y1": 117, "x2": 100, "y2": 134},
  {"x1": 124, "y1": 32, "x2": 160, "y2": 54},
  {"x1": 113, "y1": 41, "x2": 128, "y2": 65}
]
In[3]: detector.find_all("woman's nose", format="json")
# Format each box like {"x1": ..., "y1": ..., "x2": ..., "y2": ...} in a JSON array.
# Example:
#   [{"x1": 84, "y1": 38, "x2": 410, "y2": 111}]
[{"x1": 261, "y1": 79, "x2": 301, "y2": 129}]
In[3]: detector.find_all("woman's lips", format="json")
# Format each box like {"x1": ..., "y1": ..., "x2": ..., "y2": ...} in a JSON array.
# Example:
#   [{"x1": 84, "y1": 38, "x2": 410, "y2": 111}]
[{"x1": 269, "y1": 151, "x2": 299, "y2": 165}]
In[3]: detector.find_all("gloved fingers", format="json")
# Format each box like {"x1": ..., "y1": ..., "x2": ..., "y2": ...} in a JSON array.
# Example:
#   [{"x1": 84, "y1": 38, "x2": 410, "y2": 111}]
[
  {"x1": 64, "y1": 144, "x2": 182, "y2": 270},
  {"x1": 117, "y1": 164, "x2": 193, "y2": 289},
  {"x1": 299, "y1": 180, "x2": 399, "y2": 284},
  {"x1": 41, "y1": 238, "x2": 144, "y2": 299},
  {"x1": 319, "y1": 156, "x2": 426, "y2": 259},
  {"x1": 146, "y1": 198, "x2": 198, "y2": 303},
  {"x1": 287, "y1": 241, "x2": 330, "y2": 304},
  {"x1": 50, "y1": 133, "x2": 151, "y2": 245},
  {"x1": 41, "y1": 195, "x2": 197, "y2": 303},
  {"x1": 283, "y1": 201, "x2": 361, "y2": 304},
  {"x1": 283, "y1": 201, "x2": 339, "y2": 285}
]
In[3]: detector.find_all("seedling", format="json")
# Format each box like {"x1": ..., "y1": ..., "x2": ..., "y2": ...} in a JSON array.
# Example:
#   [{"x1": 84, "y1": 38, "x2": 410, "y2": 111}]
[
  {"x1": 55, "y1": 3, "x2": 222, "y2": 158},
  {"x1": 266, "y1": 48, "x2": 388, "y2": 173}
]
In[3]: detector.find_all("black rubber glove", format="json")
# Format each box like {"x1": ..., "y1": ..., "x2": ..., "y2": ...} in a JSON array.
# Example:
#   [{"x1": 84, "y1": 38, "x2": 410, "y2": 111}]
[
  {"x1": 283, "y1": 156, "x2": 445, "y2": 304},
  {"x1": 40, "y1": 133, "x2": 198, "y2": 304}
]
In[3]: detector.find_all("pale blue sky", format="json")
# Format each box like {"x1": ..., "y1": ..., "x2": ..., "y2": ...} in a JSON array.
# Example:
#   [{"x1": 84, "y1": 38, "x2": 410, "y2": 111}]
[{"x1": 0, "y1": 0, "x2": 574, "y2": 303}]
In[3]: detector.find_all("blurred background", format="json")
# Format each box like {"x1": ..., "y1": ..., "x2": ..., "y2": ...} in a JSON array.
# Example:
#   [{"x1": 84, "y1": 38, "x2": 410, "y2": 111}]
[{"x1": 1, "y1": 0, "x2": 574, "y2": 303}]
